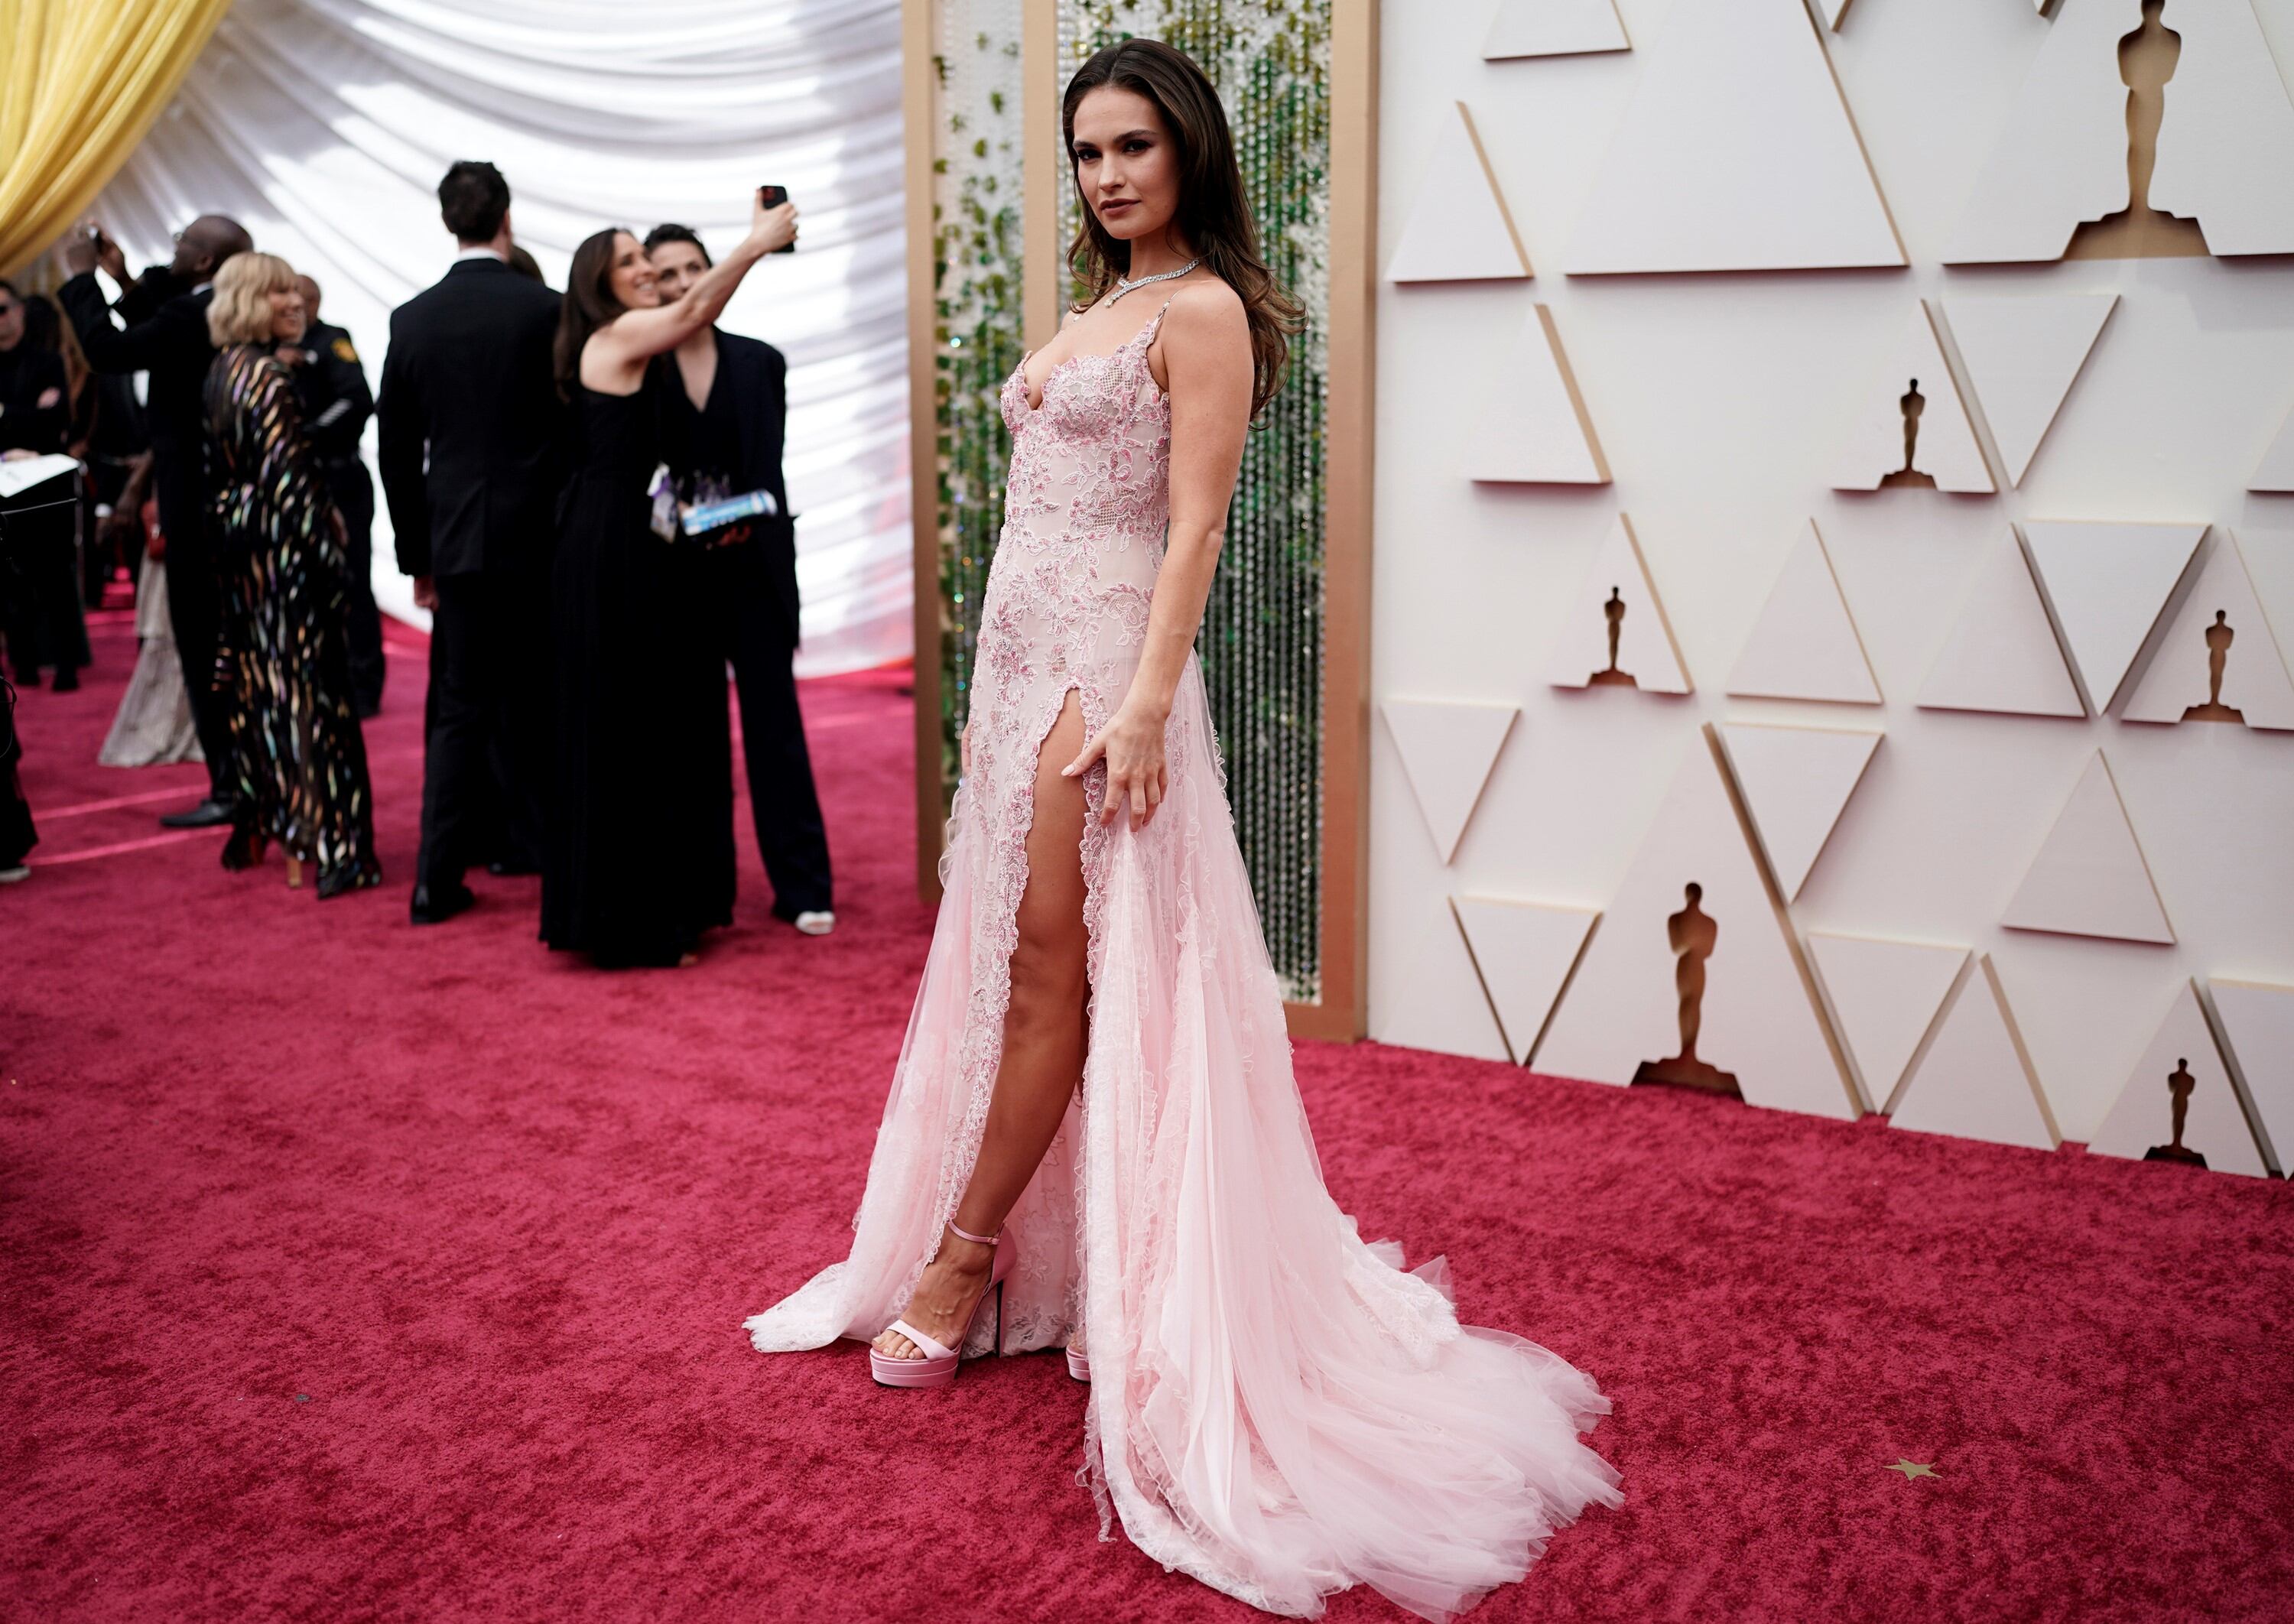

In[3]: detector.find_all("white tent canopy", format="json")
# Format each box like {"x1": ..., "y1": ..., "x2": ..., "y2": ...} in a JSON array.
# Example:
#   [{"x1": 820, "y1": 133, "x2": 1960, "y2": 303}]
[{"x1": 93, "y1": 0, "x2": 911, "y2": 675}]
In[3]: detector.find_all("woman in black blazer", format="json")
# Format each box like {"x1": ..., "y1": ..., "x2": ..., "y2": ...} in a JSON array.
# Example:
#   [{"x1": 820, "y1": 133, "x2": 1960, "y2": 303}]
[{"x1": 644, "y1": 224, "x2": 834, "y2": 937}]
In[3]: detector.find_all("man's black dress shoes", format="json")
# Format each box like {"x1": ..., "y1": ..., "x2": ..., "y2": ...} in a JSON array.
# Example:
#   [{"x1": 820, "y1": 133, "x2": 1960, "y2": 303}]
[
  {"x1": 409, "y1": 882, "x2": 477, "y2": 925},
  {"x1": 159, "y1": 798, "x2": 235, "y2": 829}
]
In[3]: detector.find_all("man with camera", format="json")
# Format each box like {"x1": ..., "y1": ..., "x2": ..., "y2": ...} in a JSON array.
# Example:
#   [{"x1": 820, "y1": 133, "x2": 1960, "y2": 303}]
[{"x1": 57, "y1": 214, "x2": 255, "y2": 827}]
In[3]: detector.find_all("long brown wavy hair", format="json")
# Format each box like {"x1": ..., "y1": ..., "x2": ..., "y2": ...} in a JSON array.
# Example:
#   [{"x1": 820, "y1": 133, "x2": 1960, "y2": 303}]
[
  {"x1": 554, "y1": 228, "x2": 634, "y2": 401},
  {"x1": 1063, "y1": 38, "x2": 1302, "y2": 420}
]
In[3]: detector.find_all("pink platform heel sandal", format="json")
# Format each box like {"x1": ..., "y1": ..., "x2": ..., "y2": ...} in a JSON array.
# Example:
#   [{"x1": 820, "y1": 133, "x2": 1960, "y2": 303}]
[
  {"x1": 869, "y1": 1219, "x2": 1014, "y2": 1389},
  {"x1": 1065, "y1": 1346, "x2": 1090, "y2": 1383}
]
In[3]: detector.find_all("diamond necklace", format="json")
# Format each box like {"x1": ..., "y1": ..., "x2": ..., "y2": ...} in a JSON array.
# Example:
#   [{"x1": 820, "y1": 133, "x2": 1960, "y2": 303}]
[{"x1": 1109, "y1": 255, "x2": 1202, "y2": 304}]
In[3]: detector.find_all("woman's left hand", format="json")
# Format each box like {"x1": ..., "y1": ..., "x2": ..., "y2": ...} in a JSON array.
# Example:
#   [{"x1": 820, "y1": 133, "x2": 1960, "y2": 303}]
[{"x1": 1063, "y1": 698, "x2": 1168, "y2": 830}]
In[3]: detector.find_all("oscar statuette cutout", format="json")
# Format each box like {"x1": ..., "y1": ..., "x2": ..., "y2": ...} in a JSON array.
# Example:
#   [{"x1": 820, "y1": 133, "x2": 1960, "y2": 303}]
[
  {"x1": 1877, "y1": 378, "x2": 1937, "y2": 489},
  {"x1": 2182, "y1": 610, "x2": 2244, "y2": 723},
  {"x1": 1587, "y1": 586, "x2": 1638, "y2": 687},
  {"x1": 2066, "y1": 0, "x2": 2210, "y2": 261},
  {"x1": 2143, "y1": 1057, "x2": 2209, "y2": 1168},
  {"x1": 1632, "y1": 882, "x2": 1743, "y2": 1098}
]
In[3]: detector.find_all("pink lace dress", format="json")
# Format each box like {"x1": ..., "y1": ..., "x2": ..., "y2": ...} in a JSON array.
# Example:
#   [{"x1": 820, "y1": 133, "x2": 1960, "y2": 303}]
[{"x1": 745, "y1": 302, "x2": 1622, "y2": 1619}]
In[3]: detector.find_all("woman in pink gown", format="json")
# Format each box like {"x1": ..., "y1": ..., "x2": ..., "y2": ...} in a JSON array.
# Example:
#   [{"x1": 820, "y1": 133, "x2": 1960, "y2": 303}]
[{"x1": 746, "y1": 37, "x2": 1621, "y2": 1619}]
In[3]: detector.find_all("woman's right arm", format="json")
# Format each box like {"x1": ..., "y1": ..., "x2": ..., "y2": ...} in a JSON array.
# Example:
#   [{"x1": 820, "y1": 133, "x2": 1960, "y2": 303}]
[{"x1": 588, "y1": 193, "x2": 797, "y2": 373}]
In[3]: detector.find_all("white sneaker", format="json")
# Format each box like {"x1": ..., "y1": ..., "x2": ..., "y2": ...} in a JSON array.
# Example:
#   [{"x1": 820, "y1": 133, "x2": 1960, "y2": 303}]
[
  {"x1": 793, "y1": 910, "x2": 835, "y2": 937},
  {"x1": 0, "y1": 866, "x2": 28, "y2": 884}
]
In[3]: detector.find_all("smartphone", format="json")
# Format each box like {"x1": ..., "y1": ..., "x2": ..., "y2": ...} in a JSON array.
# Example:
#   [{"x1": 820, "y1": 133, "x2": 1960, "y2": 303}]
[{"x1": 759, "y1": 185, "x2": 796, "y2": 253}]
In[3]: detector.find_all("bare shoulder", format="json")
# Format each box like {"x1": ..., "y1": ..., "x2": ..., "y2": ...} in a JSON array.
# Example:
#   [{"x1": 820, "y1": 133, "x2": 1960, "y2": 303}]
[
  {"x1": 1158, "y1": 275, "x2": 1246, "y2": 347},
  {"x1": 1153, "y1": 278, "x2": 1249, "y2": 405}
]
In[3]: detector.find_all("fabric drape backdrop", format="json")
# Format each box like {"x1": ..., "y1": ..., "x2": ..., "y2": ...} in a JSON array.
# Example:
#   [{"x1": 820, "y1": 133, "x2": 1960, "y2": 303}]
[
  {"x1": 86, "y1": 0, "x2": 911, "y2": 674},
  {"x1": 0, "y1": 0, "x2": 232, "y2": 274}
]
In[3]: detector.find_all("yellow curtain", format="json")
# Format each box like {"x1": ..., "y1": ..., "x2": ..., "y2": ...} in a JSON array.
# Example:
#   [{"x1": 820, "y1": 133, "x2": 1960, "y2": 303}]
[{"x1": 0, "y1": 0, "x2": 233, "y2": 275}]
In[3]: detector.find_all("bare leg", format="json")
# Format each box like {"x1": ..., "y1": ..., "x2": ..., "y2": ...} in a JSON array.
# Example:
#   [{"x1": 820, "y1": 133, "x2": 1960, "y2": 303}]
[{"x1": 875, "y1": 691, "x2": 1090, "y2": 1360}]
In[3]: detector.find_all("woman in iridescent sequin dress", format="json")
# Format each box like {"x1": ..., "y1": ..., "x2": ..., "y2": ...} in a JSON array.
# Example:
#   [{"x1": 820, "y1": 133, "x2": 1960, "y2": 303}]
[
  {"x1": 747, "y1": 39, "x2": 1620, "y2": 1619},
  {"x1": 203, "y1": 253, "x2": 378, "y2": 898}
]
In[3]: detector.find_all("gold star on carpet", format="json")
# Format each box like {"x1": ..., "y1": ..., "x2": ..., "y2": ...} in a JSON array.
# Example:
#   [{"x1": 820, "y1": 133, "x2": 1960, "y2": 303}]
[{"x1": 1886, "y1": 1460, "x2": 1938, "y2": 1481}]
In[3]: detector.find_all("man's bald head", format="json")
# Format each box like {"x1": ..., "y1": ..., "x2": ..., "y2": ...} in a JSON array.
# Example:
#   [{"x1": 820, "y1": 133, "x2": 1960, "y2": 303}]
[
  {"x1": 172, "y1": 214, "x2": 253, "y2": 281},
  {"x1": 294, "y1": 274, "x2": 322, "y2": 323}
]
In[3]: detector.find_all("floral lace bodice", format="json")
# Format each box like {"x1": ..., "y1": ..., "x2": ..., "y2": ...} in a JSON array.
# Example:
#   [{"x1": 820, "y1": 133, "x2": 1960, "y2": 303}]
[{"x1": 976, "y1": 308, "x2": 1176, "y2": 734}]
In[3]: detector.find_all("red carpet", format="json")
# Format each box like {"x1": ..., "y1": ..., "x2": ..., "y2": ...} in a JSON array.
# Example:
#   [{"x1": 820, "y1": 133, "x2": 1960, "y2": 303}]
[{"x1": 6, "y1": 615, "x2": 2292, "y2": 1622}]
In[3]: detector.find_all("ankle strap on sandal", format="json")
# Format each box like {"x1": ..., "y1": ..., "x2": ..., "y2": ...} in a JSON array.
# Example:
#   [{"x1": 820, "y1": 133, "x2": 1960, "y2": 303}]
[{"x1": 947, "y1": 1217, "x2": 999, "y2": 1246}]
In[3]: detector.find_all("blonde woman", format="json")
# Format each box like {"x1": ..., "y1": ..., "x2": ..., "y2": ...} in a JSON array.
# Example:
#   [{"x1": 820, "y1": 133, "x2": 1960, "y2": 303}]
[{"x1": 203, "y1": 252, "x2": 379, "y2": 897}]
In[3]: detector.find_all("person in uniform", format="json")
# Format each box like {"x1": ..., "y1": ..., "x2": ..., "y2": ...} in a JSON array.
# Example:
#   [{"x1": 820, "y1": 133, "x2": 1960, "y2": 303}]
[{"x1": 283, "y1": 274, "x2": 384, "y2": 717}]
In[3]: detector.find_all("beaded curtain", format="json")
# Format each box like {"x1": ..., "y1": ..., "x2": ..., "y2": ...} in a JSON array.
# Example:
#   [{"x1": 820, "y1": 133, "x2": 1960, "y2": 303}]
[
  {"x1": 928, "y1": 0, "x2": 1328, "y2": 1002},
  {"x1": 931, "y1": 0, "x2": 1028, "y2": 797},
  {"x1": 1058, "y1": 0, "x2": 1330, "y2": 1002}
]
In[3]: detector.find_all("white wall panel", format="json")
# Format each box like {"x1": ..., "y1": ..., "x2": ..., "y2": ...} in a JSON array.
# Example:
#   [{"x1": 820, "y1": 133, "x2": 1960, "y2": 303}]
[{"x1": 1370, "y1": 0, "x2": 2294, "y2": 1164}]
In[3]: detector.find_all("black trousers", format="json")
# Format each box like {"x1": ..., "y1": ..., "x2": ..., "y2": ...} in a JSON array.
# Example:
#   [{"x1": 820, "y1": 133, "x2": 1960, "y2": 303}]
[
  {"x1": 1, "y1": 495, "x2": 89, "y2": 681},
  {"x1": 154, "y1": 453, "x2": 232, "y2": 801},
  {"x1": 418, "y1": 566, "x2": 551, "y2": 891},
  {"x1": 707, "y1": 544, "x2": 831, "y2": 918},
  {"x1": 323, "y1": 463, "x2": 385, "y2": 716}
]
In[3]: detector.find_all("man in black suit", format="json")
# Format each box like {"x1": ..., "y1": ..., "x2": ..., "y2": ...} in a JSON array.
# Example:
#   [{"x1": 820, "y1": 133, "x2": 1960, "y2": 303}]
[
  {"x1": 58, "y1": 214, "x2": 253, "y2": 826},
  {"x1": 645, "y1": 224, "x2": 833, "y2": 934},
  {"x1": 283, "y1": 274, "x2": 384, "y2": 717},
  {"x1": 379, "y1": 161, "x2": 564, "y2": 924}
]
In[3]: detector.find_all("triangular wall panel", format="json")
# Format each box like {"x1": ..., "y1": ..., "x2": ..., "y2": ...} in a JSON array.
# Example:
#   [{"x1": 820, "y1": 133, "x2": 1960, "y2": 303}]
[
  {"x1": 1949, "y1": 0, "x2": 2294, "y2": 262},
  {"x1": 1807, "y1": 933, "x2": 1969, "y2": 1114},
  {"x1": 1916, "y1": 531, "x2": 2085, "y2": 719},
  {"x1": 1464, "y1": 307, "x2": 1610, "y2": 484},
  {"x1": 1889, "y1": 955, "x2": 2062, "y2": 1153},
  {"x1": 1451, "y1": 897, "x2": 1600, "y2": 1066},
  {"x1": 1565, "y1": 0, "x2": 1903, "y2": 274},
  {"x1": 1538, "y1": 729, "x2": 1860, "y2": 1119},
  {"x1": 1725, "y1": 520, "x2": 1881, "y2": 705},
  {"x1": 2002, "y1": 752, "x2": 2174, "y2": 947},
  {"x1": 1378, "y1": 902, "x2": 1512, "y2": 1062},
  {"x1": 2149, "y1": 0, "x2": 2294, "y2": 258},
  {"x1": 1714, "y1": 722, "x2": 1881, "y2": 902},
  {"x1": 1941, "y1": 294, "x2": 2117, "y2": 486},
  {"x1": 2020, "y1": 520, "x2": 2207, "y2": 713},
  {"x1": 1831, "y1": 303, "x2": 1993, "y2": 493},
  {"x1": 1381, "y1": 699, "x2": 1519, "y2": 865},
  {"x1": 2120, "y1": 530, "x2": 2294, "y2": 731},
  {"x1": 2211, "y1": 977, "x2": 2294, "y2": 1173},
  {"x1": 1483, "y1": 0, "x2": 1630, "y2": 59},
  {"x1": 2087, "y1": 980, "x2": 2267, "y2": 1177},
  {"x1": 1387, "y1": 102, "x2": 1533, "y2": 282},
  {"x1": 1945, "y1": 4, "x2": 2136, "y2": 265},
  {"x1": 1545, "y1": 517, "x2": 1692, "y2": 695}
]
